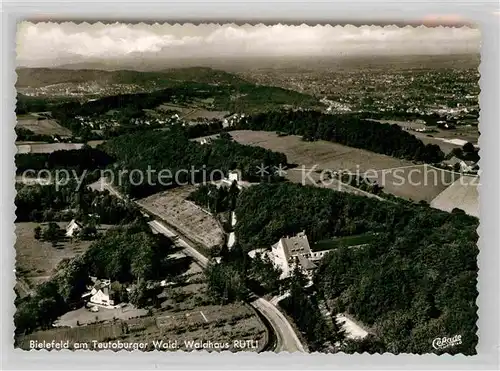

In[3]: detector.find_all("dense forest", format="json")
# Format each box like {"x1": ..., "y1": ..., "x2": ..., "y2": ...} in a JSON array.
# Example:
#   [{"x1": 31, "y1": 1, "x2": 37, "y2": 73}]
[
  {"x1": 236, "y1": 110, "x2": 445, "y2": 163},
  {"x1": 84, "y1": 222, "x2": 174, "y2": 283},
  {"x1": 15, "y1": 182, "x2": 142, "y2": 224},
  {"x1": 16, "y1": 94, "x2": 75, "y2": 115},
  {"x1": 101, "y1": 127, "x2": 287, "y2": 198},
  {"x1": 15, "y1": 146, "x2": 114, "y2": 174},
  {"x1": 234, "y1": 182, "x2": 478, "y2": 354},
  {"x1": 279, "y1": 265, "x2": 336, "y2": 351}
]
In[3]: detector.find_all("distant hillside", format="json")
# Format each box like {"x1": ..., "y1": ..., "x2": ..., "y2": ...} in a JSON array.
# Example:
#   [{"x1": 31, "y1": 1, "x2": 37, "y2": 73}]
[
  {"x1": 16, "y1": 67, "x2": 321, "y2": 115},
  {"x1": 16, "y1": 67, "x2": 249, "y2": 89}
]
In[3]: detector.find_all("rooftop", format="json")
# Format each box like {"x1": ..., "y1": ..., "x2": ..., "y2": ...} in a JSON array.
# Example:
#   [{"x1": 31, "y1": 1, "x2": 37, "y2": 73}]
[{"x1": 281, "y1": 230, "x2": 312, "y2": 258}]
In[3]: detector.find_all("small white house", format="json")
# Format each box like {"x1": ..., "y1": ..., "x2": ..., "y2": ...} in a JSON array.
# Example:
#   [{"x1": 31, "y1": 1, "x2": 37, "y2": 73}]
[
  {"x1": 90, "y1": 287, "x2": 115, "y2": 307},
  {"x1": 65, "y1": 219, "x2": 83, "y2": 237},
  {"x1": 82, "y1": 278, "x2": 116, "y2": 308}
]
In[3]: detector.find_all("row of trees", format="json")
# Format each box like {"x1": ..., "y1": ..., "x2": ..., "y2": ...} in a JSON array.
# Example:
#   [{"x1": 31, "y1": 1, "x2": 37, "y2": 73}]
[
  {"x1": 15, "y1": 127, "x2": 54, "y2": 143},
  {"x1": 187, "y1": 182, "x2": 240, "y2": 213},
  {"x1": 235, "y1": 110, "x2": 445, "y2": 163},
  {"x1": 204, "y1": 246, "x2": 281, "y2": 304},
  {"x1": 234, "y1": 182, "x2": 478, "y2": 354}
]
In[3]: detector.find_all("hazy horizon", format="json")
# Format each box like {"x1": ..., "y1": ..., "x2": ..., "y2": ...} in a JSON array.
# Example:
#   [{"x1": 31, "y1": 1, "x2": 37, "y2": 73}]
[{"x1": 17, "y1": 23, "x2": 480, "y2": 70}]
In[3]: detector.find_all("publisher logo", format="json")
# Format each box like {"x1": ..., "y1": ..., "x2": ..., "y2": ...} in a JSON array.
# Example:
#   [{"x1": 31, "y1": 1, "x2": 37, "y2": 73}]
[{"x1": 432, "y1": 335, "x2": 462, "y2": 350}]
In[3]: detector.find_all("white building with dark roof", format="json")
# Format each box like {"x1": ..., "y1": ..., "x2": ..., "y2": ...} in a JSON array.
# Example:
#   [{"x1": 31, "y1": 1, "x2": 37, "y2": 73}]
[
  {"x1": 81, "y1": 277, "x2": 117, "y2": 308},
  {"x1": 270, "y1": 231, "x2": 317, "y2": 280}
]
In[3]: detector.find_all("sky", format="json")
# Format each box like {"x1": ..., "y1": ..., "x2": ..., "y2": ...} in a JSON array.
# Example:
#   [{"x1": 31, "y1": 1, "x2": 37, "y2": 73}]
[{"x1": 17, "y1": 22, "x2": 481, "y2": 68}]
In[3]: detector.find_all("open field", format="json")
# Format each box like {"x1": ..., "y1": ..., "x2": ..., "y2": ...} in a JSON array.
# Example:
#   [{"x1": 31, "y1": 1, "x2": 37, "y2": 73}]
[
  {"x1": 183, "y1": 109, "x2": 229, "y2": 121},
  {"x1": 412, "y1": 130, "x2": 478, "y2": 155},
  {"x1": 430, "y1": 175, "x2": 479, "y2": 217},
  {"x1": 137, "y1": 186, "x2": 224, "y2": 250},
  {"x1": 231, "y1": 130, "x2": 458, "y2": 202},
  {"x1": 16, "y1": 143, "x2": 84, "y2": 154},
  {"x1": 158, "y1": 103, "x2": 229, "y2": 121},
  {"x1": 230, "y1": 130, "x2": 473, "y2": 203},
  {"x1": 158, "y1": 103, "x2": 192, "y2": 114},
  {"x1": 16, "y1": 322, "x2": 125, "y2": 349},
  {"x1": 370, "y1": 165, "x2": 462, "y2": 203},
  {"x1": 16, "y1": 140, "x2": 104, "y2": 154},
  {"x1": 15, "y1": 222, "x2": 112, "y2": 294},
  {"x1": 147, "y1": 108, "x2": 226, "y2": 124},
  {"x1": 367, "y1": 119, "x2": 479, "y2": 154},
  {"x1": 55, "y1": 304, "x2": 149, "y2": 327},
  {"x1": 16, "y1": 116, "x2": 72, "y2": 137},
  {"x1": 17, "y1": 267, "x2": 266, "y2": 352},
  {"x1": 230, "y1": 130, "x2": 411, "y2": 172}
]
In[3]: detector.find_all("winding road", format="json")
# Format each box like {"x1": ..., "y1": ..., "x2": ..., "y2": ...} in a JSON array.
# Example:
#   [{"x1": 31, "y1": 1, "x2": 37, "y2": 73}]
[
  {"x1": 148, "y1": 218, "x2": 304, "y2": 352},
  {"x1": 93, "y1": 179, "x2": 305, "y2": 352}
]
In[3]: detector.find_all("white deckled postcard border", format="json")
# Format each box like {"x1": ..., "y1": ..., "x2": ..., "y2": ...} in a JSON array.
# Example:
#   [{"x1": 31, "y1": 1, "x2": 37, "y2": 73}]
[{"x1": 2, "y1": 1, "x2": 499, "y2": 370}]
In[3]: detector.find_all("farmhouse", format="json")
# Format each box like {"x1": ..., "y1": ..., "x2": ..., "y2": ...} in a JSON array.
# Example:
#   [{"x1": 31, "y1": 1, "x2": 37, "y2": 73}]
[
  {"x1": 270, "y1": 231, "x2": 317, "y2": 280},
  {"x1": 82, "y1": 278, "x2": 117, "y2": 308},
  {"x1": 65, "y1": 219, "x2": 83, "y2": 237}
]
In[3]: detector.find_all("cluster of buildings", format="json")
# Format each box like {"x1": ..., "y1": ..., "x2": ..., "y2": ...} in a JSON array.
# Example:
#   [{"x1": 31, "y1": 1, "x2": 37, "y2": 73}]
[
  {"x1": 222, "y1": 113, "x2": 246, "y2": 128},
  {"x1": 19, "y1": 82, "x2": 148, "y2": 98},
  {"x1": 74, "y1": 113, "x2": 180, "y2": 132}
]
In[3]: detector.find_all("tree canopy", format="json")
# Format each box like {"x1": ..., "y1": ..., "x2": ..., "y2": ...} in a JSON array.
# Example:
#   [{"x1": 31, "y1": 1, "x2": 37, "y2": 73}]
[
  {"x1": 101, "y1": 127, "x2": 287, "y2": 198},
  {"x1": 234, "y1": 182, "x2": 478, "y2": 354}
]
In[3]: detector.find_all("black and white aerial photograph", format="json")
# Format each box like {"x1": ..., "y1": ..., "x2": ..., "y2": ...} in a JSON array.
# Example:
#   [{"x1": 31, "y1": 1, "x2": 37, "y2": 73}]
[{"x1": 14, "y1": 21, "x2": 480, "y2": 355}]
